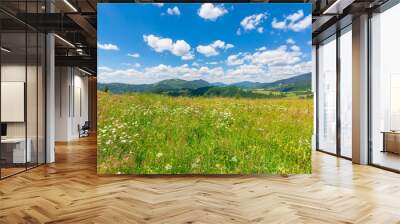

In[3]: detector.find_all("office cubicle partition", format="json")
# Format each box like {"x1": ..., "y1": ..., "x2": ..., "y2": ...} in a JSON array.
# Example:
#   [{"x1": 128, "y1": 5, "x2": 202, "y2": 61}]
[{"x1": 0, "y1": 1, "x2": 47, "y2": 179}]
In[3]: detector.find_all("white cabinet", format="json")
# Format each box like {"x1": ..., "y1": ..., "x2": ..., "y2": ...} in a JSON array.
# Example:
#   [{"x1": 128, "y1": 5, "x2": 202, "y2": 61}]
[{"x1": 1, "y1": 138, "x2": 32, "y2": 163}]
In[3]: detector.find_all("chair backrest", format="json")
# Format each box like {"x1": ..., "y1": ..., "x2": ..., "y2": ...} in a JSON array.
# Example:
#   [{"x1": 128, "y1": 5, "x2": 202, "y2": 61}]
[{"x1": 82, "y1": 121, "x2": 90, "y2": 129}]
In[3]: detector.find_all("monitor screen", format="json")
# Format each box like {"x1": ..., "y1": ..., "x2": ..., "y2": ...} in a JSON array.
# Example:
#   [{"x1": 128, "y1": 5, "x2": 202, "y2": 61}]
[{"x1": 1, "y1": 123, "x2": 7, "y2": 137}]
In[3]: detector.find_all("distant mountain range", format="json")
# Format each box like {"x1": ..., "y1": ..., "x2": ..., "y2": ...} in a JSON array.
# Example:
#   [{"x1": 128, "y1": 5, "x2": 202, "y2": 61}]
[
  {"x1": 230, "y1": 73, "x2": 311, "y2": 91},
  {"x1": 98, "y1": 73, "x2": 311, "y2": 95}
]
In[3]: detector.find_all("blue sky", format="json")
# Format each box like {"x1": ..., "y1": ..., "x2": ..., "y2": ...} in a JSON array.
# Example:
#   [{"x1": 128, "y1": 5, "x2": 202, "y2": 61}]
[{"x1": 98, "y1": 3, "x2": 312, "y2": 84}]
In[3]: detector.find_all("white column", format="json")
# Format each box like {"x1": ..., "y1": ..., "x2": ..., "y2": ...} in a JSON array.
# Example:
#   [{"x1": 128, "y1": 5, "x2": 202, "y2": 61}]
[
  {"x1": 46, "y1": 32, "x2": 55, "y2": 163},
  {"x1": 352, "y1": 14, "x2": 369, "y2": 164}
]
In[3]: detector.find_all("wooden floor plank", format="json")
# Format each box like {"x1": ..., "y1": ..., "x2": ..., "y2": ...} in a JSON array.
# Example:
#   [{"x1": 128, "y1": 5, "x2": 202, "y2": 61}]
[{"x1": 0, "y1": 136, "x2": 400, "y2": 223}]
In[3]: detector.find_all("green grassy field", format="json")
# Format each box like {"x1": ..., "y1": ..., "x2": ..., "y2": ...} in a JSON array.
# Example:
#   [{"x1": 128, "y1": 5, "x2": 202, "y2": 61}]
[{"x1": 97, "y1": 91, "x2": 313, "y2": 174}]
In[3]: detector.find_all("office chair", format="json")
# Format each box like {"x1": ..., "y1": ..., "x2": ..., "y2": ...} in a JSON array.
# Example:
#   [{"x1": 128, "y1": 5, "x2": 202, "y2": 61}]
[{"x1": 79, "y1": 121, "x2": 90, "y2": 138}]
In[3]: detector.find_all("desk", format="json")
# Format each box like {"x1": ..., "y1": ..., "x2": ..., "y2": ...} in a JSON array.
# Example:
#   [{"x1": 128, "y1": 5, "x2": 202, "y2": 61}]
[
  {"x1": 1, "y1": 138, "x2": 31, "y2": 163},
  {"x1": 382, "y1": 131, "x2": 400, "y2": 154}
]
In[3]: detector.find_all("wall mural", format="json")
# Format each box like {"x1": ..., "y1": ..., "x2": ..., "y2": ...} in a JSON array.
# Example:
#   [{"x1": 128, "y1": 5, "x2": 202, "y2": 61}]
[{"x1": 97, "y1": 3, "x2": 313, "y2": 174}]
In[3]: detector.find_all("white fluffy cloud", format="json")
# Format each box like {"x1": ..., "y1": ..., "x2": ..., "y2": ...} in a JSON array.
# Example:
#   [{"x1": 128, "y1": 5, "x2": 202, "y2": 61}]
[
  {"x1": 152, "y1": 3, "x2": 164, "y2": 7},
  {"x1": 287, "y1": 10, "x2": 304, "y2": 22},
  {"x1": 227, "y1": 45, "x2": 302, "y2": 67},
  {"x1": 222, "y1": 44, "x2": 311, "y2": 82},
  {"x1": 250, "y1": 45, "x2": 302, "y2": 65},
  {"x1": 143, "y1": 34, "x2": 194, "y2": 60},
  {"x1": 98, "y1": 66, "x2": 112, "y2": 71},
  {"x1": 98, "y1": 44, "x2": 310, "y2": 84},
  {"x1": 226, "y1": 53, "x2": 250, "y2": 66},
  {"x1": 271, "y1": 10, "x2": 311, "y2": 32},
  {"x1": 286, "y1": 38, "x2": 295, "y2": 45},
  {"x1": 99, "y1": 56, "x2": 311, "y2": 85},
  {"x1": 167, "y1": 6, "x2": 180, "y2": 16},
  {"x1": 196, "y1": 40, "x2": 234, "y2": 57},
  {"x1": 289, "y1": 15, "x2": 312, "y2": 32},
  {"x1": 267, "y1": 61, "x2": 312, "y2": 78},
  {"x1": 97, "y1": 42, "x2": 119, "y2": 51},
  {"x1": 271, "y1": 19, "x2": 286, "y2": 29},
  {"x1": 240, "y1": 13, "x2": 267, "y2": 30},
  {"x1": 290, "y1": 45, "x2": 301, "y2": 52},
  {"x1": 127, "y1": 53, "x2": 140, "y2": 58},
  {"x1": 228, "y1": 64, "x2": 264, "y2": 76},
  {"x1": 206, "y1": 61, "x2": 219, "y2": 65},
  {"x1": 197, "y1": 3, "x2": 228, "y2": 21},
  {"x1": 122, "y1": 63, "x2": 141, "y2": 68},
  {"x1": 98, "y1": 64, "x2": 225, "y2": 84},
  {"x1": 256, "y1": 46, "x2": 267, "y2": 51}
]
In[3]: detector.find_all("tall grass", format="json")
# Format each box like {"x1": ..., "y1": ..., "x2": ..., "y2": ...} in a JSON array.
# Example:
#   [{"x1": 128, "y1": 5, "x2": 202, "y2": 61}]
[{"x1": 97, "y1": 91, "x2": 313, "y2": 174}]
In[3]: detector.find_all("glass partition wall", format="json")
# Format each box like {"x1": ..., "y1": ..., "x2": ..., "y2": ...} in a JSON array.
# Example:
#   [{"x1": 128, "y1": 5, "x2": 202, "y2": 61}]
[
  {"x1": 370, "y1": 3, "x2": 400, "y2": 171},
  {"x1": 339, "y1": 26, "x2": 352, "y2": 159},
  {"x1": 316, "y1": 26, "x2": 353, "y2": 159},
  {"x1": 0, "y1": 2, "x2": 46, "y2": 179},
  {"x1": 317, "y1": 35, "x2": 337, "y2": 155}
]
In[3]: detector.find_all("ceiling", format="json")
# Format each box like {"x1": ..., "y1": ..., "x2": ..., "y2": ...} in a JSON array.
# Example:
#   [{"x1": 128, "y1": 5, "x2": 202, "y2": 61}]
[
  {"x1": 311, "y1": 0, "x2": 391, "y2": 43},
  {"x1": 2, "y1": 0, "x2": 391, "y2": 74}
]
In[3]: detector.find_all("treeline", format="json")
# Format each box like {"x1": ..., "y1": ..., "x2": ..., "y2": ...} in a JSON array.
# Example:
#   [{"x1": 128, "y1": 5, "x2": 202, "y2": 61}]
[{"x1": 153, "y1": 86, "x2": 288, "y2": 99}]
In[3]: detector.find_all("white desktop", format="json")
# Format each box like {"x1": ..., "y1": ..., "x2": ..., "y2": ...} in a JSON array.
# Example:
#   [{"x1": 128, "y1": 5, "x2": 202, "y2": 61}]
[
  {"x1": 0, "y1": 81, "x2": 31, "y2": 164},
  {"x1": 1, "y1": 124, "x2": 32, "y2": 164}
]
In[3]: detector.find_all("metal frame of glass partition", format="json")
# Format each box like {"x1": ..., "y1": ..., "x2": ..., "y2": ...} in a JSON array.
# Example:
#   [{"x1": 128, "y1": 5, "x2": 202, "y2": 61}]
[
  {"x1": 367, "y1": 0, "x2": 400, "y2": 173},
  {"x1": 316, "y1": 33, "x2": 338, "y2": 157},
  {"x1": 315, "y1": 21, "x2": 353, "y2": 161},
  {"x1": 315, "y1": 0, "x2": 400, "y2": 173},
  {"x1": 0, "y1": 1, "x2": 47, "y2": 180}
]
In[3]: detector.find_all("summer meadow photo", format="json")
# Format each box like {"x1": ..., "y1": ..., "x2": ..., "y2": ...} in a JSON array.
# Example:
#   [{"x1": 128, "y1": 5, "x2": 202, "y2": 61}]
[{"x1": 97, "y1": 3, "x2": 313, "y2": 174}]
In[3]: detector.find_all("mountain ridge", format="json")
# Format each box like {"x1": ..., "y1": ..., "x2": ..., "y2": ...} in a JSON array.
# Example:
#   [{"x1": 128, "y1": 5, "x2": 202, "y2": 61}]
[{"x1": 98, "y1": 73, "x2": 311, "y2": 94}]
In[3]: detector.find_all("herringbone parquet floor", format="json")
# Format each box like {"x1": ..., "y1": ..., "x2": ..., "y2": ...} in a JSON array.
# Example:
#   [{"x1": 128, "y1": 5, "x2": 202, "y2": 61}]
[{"x1": 1, "y1": 136, "x2": 400, "y2": 223}]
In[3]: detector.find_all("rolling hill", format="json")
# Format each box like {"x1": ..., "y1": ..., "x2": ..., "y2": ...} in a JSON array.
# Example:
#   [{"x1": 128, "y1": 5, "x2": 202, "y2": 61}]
[
  {"x1": 262, "y1": 73, "x2": 311, "y2": 91},
  {"x1": 98, "y1": 73, "x2": 311, "y2": 96},
  {"x1": 97, "y1": 79, "x2": 210, "y2": 94},
  {"x1": 231, "y1": 73, "x2": 311, "y2": 91}
]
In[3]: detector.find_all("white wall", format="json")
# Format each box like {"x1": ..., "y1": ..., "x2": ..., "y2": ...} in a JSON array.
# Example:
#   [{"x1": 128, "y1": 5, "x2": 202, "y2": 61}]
[
  {"x1": 55, "y1": 67, "x2": 89, "y2": 141},
  {"x1": 55, "y1": 67, "x2": 70, "y2": 141},
  {"x1": 72, "y1": 72, "x2": 89, "y2": 138}
]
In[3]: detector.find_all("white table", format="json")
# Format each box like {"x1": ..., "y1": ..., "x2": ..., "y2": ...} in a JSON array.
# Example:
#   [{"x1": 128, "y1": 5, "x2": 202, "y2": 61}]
[{"x1": 1, "y1": 138, "x2": 31, "y2": 163}]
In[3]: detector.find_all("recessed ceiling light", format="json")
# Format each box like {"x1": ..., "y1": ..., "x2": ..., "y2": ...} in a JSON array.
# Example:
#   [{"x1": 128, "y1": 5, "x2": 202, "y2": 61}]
[
  {"x1": 63, "y1": 0, "x2": 78, "y2": 12},
  {"x1": 54, "y1": 34, "x2": 75, "y2": 48},
  {"x1": 1, "y1": 47, "x2": 11, "y2": 53},
  {"x1": 322, "y1": 0, "x2": 354, "y2": 15},
  {"x1": 78, "y1": 67, "x2": 92, "y2": 76}
]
